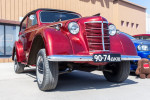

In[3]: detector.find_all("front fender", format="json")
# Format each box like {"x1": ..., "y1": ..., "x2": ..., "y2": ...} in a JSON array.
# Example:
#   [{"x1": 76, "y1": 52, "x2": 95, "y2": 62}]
[
  {"x1": 12, "y1": 41, "x2": 25, "y2": 62},
  {"x1": 110, "y1": 33, "x2": 137, "y2": 56},
  {"x1": 42, "y1": 28, "x2": 73, "y2": 56}
]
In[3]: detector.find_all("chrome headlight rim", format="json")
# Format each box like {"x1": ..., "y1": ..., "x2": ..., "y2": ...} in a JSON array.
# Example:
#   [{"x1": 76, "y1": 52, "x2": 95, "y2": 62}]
[
  {"x1": 137, "y1": 45, "x2": 149, "y2": 51},
  {"x1": 108, "y1": 24, "x2": 117, "y2": 36},
  {"x1": 68, "y1": 22, "x2": 79, "y2": 35}
]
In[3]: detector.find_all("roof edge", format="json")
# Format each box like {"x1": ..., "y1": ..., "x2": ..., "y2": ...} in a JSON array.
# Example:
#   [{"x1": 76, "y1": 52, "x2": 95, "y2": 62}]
[
  {"x1": 20, "y1": 8, "x2": 79, "y2": 25},
  {"x1": 114, "y1": 0, "x2": 146, "y2": 9},
  {"x1": 0, "y1": 19, "x2": 20, "y2": 25}
]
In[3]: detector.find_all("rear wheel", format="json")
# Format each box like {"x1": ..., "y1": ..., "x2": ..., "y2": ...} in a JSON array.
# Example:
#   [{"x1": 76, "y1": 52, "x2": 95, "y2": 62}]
[
  {"x1": 14, "y1": 53, "x2": 25, "y2": 73},
  {"x1": 103, "y1": 61, "x2": 130, "y2": 83},
  {"x1": 36, "y1": 49, "x2": 58, "y2": 91}
]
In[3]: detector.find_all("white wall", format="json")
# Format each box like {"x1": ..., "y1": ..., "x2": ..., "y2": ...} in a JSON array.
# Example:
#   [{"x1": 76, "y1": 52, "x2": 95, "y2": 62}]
[{"x1": 146, "y1": 13, "x2": 150, "y2": 34}]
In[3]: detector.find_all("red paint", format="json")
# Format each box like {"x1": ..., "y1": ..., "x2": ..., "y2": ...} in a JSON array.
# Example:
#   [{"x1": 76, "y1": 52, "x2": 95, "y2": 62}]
[
  {"x1": 133, "y1": 34, "x2": 150, "y2": 37},
  {"x1": 143, "y1": 63, "x2": 149, "y2": 68},
  {"x1": 12, "y1": 9, "x2": 138, "y2": 66}
]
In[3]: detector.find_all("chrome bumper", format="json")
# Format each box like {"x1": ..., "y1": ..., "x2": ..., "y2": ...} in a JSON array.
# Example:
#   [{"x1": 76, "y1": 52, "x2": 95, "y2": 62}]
[{"x1": 47, "y1": 55, "x2": 141, "y2": 61}]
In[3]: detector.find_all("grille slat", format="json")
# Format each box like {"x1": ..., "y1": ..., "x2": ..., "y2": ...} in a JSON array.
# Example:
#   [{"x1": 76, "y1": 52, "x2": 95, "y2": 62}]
[{"x1": 85, "y1": 21, "x2": 110, "y2": 51}]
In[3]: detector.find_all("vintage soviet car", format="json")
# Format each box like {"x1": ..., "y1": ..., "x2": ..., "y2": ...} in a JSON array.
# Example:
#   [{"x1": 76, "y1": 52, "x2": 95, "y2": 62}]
[
  {"x1": 133, "y1": 34, "x2": 150, "y2": 40},
  {"x1": 121, "y1": 32, "x2": 150, "y2": 71},
  {"x1": 12, "y1": 9, "x2": 140, "y2": 91}
]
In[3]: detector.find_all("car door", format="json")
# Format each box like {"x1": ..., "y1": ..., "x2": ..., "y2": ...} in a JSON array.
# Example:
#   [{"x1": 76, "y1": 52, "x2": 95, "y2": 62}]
[
  {"x1": 20, "y1": 17, "x2": 28, "y2": 52},
  {"x1": 25, "y1": 14, "x2": 38, "y2": 59}
]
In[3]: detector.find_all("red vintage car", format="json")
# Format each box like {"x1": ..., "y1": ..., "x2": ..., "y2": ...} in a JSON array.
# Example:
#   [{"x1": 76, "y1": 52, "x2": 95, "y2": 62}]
[{"x1": 12, "y1": 9, "x2": 140, "y2": 91}]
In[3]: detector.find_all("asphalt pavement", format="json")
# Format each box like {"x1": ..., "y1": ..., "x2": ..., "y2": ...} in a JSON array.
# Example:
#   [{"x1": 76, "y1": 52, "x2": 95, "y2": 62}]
[{"x1": 0, "y1": 63, "x2": 150, "y2": 100}]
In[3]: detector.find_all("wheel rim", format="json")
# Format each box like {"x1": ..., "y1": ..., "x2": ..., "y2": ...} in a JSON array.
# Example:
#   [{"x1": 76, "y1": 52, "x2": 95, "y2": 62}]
[
  {"x1": 104, "y1": 63, "x2": 118, "y2": 76},
  {"x1": 14, "y1": 54, "x2": 17, "y2": 71},
  {"x1": 36, "y1": 56, "x2": 44, "y2": 84}
]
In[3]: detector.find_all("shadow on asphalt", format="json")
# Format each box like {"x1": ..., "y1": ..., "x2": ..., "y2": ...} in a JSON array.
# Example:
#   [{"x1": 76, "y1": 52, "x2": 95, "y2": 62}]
[{"x1": 24, "y1": 69, "x2": 138, "y2": 91}]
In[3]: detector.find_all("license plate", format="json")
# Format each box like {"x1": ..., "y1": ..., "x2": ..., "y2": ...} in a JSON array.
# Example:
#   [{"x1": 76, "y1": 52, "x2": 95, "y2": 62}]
[{"x1": 93, "y1": 54, "x2": 121, "y2": 62}]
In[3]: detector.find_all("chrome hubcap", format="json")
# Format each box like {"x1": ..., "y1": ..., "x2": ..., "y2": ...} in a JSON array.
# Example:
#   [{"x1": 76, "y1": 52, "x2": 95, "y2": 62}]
[{"x1": 36, "y1": 56, "x2": 44, "y2": 84}]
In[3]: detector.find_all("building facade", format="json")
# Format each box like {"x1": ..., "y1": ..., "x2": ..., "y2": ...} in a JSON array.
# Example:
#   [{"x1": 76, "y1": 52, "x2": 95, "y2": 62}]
[
  {"x1": 113, "y1": 0, "x2": 146, "y2": 35},
  {"x1": 0, "y1": 0, "x2": 146, "y2": 59},
  {"x1": 146, "y1": 13, "x2": 150, "y2": 34}
]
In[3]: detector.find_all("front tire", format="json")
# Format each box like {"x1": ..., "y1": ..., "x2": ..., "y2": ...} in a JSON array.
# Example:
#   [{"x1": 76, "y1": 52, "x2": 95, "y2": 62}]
[
  {"x1": 14, "y1": 53, "x2": 25, "y2": 73},
  {"x1": 36, "y1": 49, "x2": 58, "y2": 91},
  {"x1": 103, "y1": 61, "x2": 130, "y2": 83}
]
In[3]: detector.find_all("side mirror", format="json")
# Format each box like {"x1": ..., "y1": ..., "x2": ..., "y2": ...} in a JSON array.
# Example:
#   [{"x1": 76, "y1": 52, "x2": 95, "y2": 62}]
[{"x1": 116, "y1": 29, "x2": 120, "y2": 34}]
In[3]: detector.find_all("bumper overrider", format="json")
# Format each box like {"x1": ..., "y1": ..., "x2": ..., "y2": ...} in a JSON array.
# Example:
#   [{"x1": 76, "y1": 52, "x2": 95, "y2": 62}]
[{"x1": 47, "y1": 55, "x2": 141, "y2": 61}]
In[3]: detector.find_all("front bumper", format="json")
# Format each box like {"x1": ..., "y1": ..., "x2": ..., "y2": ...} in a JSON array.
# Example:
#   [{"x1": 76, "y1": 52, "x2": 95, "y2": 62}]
[
  {"x1": 47, "y1": 55, "x2": 141, "y2": 61},
  {"x1": 137, "y1": 51, "x2": 150, "y2": 60}
]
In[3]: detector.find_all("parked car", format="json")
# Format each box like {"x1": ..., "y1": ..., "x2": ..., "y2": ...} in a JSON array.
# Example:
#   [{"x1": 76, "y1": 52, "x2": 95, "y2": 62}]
[
  {"x1": 133, "y1": 34, "x2": 150, "y2": 40},
  {"x1": 12, "y1": 9, "x2": 140, "y2": 91},
  {"x1": 121, "y1": 32, "x2": 150, "y2": 70}
]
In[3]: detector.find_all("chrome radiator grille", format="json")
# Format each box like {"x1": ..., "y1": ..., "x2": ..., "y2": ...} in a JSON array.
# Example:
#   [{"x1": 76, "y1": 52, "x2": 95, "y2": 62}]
[{"x1": 85, "y1": 21, "x2": 110, "y2": 51}]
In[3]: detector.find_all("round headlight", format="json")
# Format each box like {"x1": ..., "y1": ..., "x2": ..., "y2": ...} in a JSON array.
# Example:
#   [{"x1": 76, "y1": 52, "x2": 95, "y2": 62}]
[
  {"x1": 137, "y1": 45, "x2": 149, "y2": 51},
  {"x1": 108, "y1": 24, "x2": 117, "y2": 36},
  {"x1": 68, "y1": 22, "x2": 79, "y2": 34}
]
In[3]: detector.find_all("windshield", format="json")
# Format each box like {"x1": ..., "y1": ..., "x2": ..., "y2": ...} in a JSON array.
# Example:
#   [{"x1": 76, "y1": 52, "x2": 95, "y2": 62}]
[
  {"x1": 40, "y1": 11, "x2": 81, "y2": 23},
  {"x1": 134, "y1": 36, "x2": 150, "y2": 40},
  {"x1": 121, "y1": 32, "x2": 136, "y2": 40}
]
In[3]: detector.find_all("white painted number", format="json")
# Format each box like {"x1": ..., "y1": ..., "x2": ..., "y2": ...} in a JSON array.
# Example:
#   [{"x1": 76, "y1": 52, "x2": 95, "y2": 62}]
[
  {"x1": 103, "y1": 55, "x2": 107, "y2": 61},
  {"x1": 107, "y1": 55, "x2": 110, "y2": 61},
  {"x1": 94, "y1": 55, "x2": 103, "y2": 62},
  {"x1": 94, "y1": 54, "x2": 121, "y2": 62}
]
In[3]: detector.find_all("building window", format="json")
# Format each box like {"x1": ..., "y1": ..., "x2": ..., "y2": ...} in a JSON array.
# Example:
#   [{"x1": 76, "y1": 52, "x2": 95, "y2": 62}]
[
  {"x1": 0, "y1": 24, "x2": 19, "y2": 57},
  {"x1": 131, "y1": 23, "x2": 134, "y2": 28},
  {"x1": 126, "y1": 22, "x2": 129, "y2": 27},
  {"x1": 0, "y1": 25, "x2": 4, "y2": 55},
  {"x1": 136, "y1": 24, "x2": 139, "y2": 29},
  {"x1": 121, "y1": 21, "x2": 124, "y2": 26}
]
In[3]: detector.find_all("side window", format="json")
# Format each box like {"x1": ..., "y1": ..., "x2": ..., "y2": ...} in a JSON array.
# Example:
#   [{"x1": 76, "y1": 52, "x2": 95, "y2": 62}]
[
  {"x1": 27, "y1": 14, "x2": 37, "y2": 28},
  {"x1": 21, "y1": 18, "x2": 27, "y2": 32},
  {"x1": 134, "y1": 36, "x2": 140, "y2": 39},
  {"x1": 143, "y1": 36, "x2": 150, "y2": 40},
  {"x1": 139, "y1": 36, "x2": 142, "y2": 39}
]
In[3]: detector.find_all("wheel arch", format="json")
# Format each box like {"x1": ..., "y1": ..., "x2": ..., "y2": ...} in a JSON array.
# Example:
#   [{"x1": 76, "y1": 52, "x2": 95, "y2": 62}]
[
  {"x1": 28, "y1": 34, "x2": 45, "y2": 65},
  {"x1": 12, "y1": 41, "x2": 25, "y2": 62},
  {"x1": 28, "y1": 28, "x2": 73, "y2": 65},
  {"x1": 12, "y1": 46, "x2": 16, "y2": 60}
]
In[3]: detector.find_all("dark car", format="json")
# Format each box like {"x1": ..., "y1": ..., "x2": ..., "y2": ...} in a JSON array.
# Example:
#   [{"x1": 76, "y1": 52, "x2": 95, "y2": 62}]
[{"x1": 121, "y1": 32, "x2": 150, "y2": 70}]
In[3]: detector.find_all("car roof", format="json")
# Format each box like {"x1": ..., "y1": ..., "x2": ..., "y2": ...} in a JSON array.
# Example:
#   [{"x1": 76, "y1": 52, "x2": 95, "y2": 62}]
[
  {"x1": 20, "y1": 8, "x2": 79, "y2": 26},
  {"x1": 27, "y1": 8, "x2": 77, "y2": 16},
  {"x1": 133, "y1": 34, "x2": 150, "y2": 37}
]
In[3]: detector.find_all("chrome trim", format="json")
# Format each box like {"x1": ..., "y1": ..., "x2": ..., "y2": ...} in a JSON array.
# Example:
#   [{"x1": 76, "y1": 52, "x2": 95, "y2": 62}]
[
  {"x1": 121, "y1": 55, "x2": 141, "y2": 60},
  {"x1": 89, "y1": 43, "x2": 110, "y2": 45},
  {"x1": 47, "y1": 55, "x2": 141, "y2": 61},
  {"x1": 22, "y1": 23, "x2": 63, "y2": 34},
  {"x1": 86, "y1": 36, "x2": 109, "y2": 38},
  {"x1": 49, "y1": 23, "x2": 63, "y2": 27},
  {"x1": 84, "y1": 21, "x2": 108, "y2": 23},
  {"x1": 84, "y1": 21, "x2": 109, "y2": 51},
  {"x1": 101, "y1": 22, "x2": 105, "y2": 50},
  {"x1": 48, "y1": 55, "x2": 92, "y2": 61},
  {"x1": 89, "y1": 50, "x2": 110, "y2": 52},
  {"x1": 85, "y1": 28, "x2": 109, "y2": 30}
]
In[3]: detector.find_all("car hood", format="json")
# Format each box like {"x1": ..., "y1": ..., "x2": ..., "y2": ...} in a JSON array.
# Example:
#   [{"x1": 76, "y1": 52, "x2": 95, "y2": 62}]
[
  {"x1": 132, "y1": 39, "x2": 150, "y2": 51},
  {"x1": 132, "y1": 39, "x2": 150, "y2": 45}
]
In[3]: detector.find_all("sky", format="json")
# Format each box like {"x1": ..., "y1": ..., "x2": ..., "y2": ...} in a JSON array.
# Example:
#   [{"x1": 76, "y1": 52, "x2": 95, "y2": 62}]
[{"x1": 128, "y1": 0, "x2": 150, "y2": 14}]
